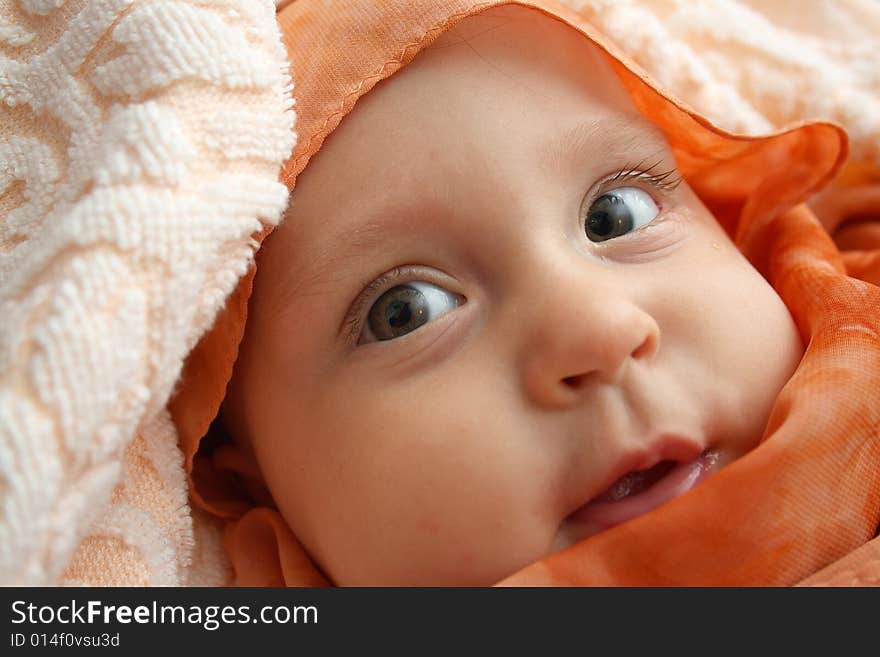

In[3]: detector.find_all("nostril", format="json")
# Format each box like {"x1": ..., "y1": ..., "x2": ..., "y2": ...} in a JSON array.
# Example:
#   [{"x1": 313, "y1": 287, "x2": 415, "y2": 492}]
[
  {"x1": 562, "y1": 374, "x2": 583, "y2": 388},
  {"x1": 631, "y1": 332, "x2": 658, "y2": 361}
]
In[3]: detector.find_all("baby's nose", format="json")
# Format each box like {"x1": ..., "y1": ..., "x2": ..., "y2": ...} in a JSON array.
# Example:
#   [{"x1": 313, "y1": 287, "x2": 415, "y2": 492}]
[{"x1": 518, "y1": 262, "x2": 660, "y2": 409}]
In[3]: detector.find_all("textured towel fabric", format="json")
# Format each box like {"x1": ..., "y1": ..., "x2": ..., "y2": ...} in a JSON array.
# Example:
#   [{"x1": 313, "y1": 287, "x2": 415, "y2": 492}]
[
  {"x1": 2, "y1": 0, "x2": 878, "y2": 586},
  {"x1": 560, "y1": 0, "x2": 880, "y2": 172},
  {"x1": 0, "y1": 0, "x2": 295, "y2": 586},
  {"x1": 171, "y1": 0, "x2": 880, "y2": 586}
]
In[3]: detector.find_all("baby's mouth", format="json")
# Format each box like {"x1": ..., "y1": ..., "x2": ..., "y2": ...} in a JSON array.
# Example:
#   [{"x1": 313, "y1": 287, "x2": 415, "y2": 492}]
[{"x1": 566, "y1": 449, "x2": 720, "y2": 532}]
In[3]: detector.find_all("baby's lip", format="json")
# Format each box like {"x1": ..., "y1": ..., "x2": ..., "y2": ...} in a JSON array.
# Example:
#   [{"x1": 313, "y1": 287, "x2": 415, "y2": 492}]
[{"x1": 564, "y1": 437, "x2": 717, "y2": 534}]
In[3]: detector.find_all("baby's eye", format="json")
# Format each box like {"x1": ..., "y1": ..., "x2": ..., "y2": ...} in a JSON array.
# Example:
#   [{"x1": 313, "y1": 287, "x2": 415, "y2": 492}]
[
  {"x1": 364, "y1": 281, "x2": 463, "y2": 343},
  {"x1": 584, "y1": 187, "x2": 660, "y2": 242}
]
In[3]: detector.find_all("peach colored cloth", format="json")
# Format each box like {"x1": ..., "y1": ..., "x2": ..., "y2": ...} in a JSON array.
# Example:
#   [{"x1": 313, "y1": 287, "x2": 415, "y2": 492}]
[
  {"x1": 0, "y1": 0, "x2": 294, "y2": 585},
  {"x1": 167, "y1": 0, "x2": 880, "y2": 586}
]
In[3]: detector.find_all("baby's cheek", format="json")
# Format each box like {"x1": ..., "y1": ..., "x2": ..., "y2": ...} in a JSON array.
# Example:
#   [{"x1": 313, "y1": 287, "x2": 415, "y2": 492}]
[{"x1": 709, "y1": 258, "x2": 803, "y2": 441}]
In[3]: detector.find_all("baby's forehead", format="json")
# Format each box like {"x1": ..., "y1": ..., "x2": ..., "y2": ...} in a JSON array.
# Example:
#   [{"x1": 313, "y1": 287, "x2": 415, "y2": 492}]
[
  {"x1": 261, "y1": 4, "x2": 677, "y2": 305},
  {"x1": 290, "y1": 71, "x2": 665, "y2": 224},
  {"x1": 289, "y1": 104, "x2": 671, "y2": 236}
]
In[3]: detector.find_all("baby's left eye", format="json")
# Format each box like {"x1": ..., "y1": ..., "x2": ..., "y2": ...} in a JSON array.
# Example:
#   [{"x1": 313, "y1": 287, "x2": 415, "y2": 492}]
[{"x1": 584, "y1": 187, "x2": 660, "y2": 242}]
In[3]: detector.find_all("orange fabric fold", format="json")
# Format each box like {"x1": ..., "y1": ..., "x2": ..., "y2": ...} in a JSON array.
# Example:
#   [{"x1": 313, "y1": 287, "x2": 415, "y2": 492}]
[{"x1": 167, "y1": 0, "x2": 880, "y2": 586}]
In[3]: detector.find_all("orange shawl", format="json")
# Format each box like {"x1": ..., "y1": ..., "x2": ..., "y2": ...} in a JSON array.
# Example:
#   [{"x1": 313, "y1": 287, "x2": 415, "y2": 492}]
[{"x1": 169, "y1": 0, "x2": 880, "y2": 586}]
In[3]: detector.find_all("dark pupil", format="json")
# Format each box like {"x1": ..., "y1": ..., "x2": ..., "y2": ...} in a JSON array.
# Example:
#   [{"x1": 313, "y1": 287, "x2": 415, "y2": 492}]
[
  {"x1": 586, "y1": 193, "x2": 633, "y2": 242},
  {"x1": 385, "y1": 300, "x2": 411, "y2": 328},
  {"x1": 368, "y1": 285, "x2": 429, "y2": 340}
]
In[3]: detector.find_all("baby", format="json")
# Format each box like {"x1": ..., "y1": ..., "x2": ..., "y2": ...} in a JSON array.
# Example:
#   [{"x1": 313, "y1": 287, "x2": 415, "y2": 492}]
[{"x1": 219, "y1": 5, "x2": 804, "y2": 586}]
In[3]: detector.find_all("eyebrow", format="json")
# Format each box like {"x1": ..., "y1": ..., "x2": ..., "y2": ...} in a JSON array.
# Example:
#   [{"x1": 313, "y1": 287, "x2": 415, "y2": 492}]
[
  {"x1": 539, "y1": 114, "x2": 668, "y2": 171},
  {"x1": 273, "y1": 199, "x2": 417, "y2": 317}
]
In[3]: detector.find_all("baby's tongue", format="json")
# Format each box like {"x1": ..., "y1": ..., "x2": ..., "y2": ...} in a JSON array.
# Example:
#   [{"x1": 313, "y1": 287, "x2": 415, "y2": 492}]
[{"x1": 597, "y1": 460, "x2": 678, "y2": 502}]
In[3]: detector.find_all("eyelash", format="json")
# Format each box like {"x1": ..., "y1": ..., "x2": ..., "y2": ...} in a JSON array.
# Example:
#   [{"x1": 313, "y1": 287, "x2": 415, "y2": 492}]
[
  {"x1": 600, "y1": 159, "x2": 683, "y2": 194},
  {"x1": 342, "y1": 163, "x2": 684, "y2": 342}
]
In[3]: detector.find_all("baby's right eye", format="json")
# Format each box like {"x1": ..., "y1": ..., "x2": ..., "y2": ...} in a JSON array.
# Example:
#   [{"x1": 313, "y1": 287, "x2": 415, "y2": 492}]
[
  {"x1": 584, "y1": 187, "x2": 660, "y2": 242},
  {"x1": 363, "y1": 281, "x2": 463, "y2": 343}
]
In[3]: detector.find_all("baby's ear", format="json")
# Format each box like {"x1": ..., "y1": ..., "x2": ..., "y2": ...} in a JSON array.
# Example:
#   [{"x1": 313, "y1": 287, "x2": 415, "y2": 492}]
[
  {"x1": 205, "y1": 391, "x2": 274, "y2": 507},
  {"x1": 211, "y1": 441, "x2": 276, "y2": 509}
]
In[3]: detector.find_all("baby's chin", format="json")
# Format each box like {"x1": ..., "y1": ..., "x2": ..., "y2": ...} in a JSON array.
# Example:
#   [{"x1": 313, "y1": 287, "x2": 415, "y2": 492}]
[{"x1": 550, "y1": 446, "x2": 738, "y2": 554}]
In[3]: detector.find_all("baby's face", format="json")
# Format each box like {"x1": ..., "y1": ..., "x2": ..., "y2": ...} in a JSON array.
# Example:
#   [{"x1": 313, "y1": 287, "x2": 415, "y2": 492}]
[{"x1": 223, "y1": 6, "x2": 803, "y2": 585}]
